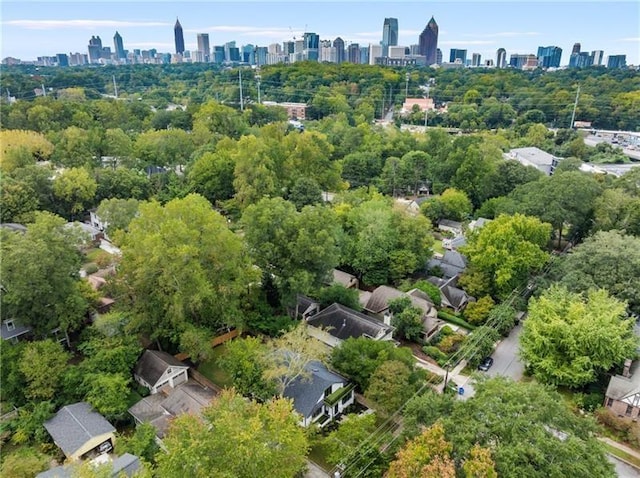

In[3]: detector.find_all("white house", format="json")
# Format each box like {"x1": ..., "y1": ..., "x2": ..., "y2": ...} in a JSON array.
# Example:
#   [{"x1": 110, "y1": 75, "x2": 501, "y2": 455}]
[
  {"x1": 133, "y1": 350, "x2": 189, "y2": 394},
  {"x1": 283, "y1": 361, "x2": 355, "y2": 428}
]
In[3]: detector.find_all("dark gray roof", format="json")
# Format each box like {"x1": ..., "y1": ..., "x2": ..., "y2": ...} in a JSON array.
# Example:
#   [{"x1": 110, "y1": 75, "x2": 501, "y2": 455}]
[
  {"x1": 1, "y1": 319, "x2": 31, "y2": 340},
  {"x1": 128, "y1": 380, "x2": 215, "y2": 439},
  {"x1": 294, "y1": 294, "x2": 319, "y2": 318},
  {"x1": 332, "y1": 269, "x2": 358, "y2": 288},
  {"x1": 307, "y1": 303, "x2": 394, "y2": 341},
  {"x1": 427, "y1": 250, "x2": 467, "y2": 279},
  {"x1": 364, "y1": 285, "x2": 407, "y2": 314},
  {"x1": 441, "y1": 286, "x2": 474, "y2": 310},
  {"x1": 606, "y1": 361, "x2": 640, "y2": 401},
  {"x1": 0, "y1": 223, "x2": 27, "y2": 233},
  {"x1": 37, "y1": 454, "x2": 141, "y2": 478},
  {"x1": 438, "y1": 219, "x2": 463, "y2": 230},
  {"x1": 134, "y1": 350, "x2": 188, "y2": 387},
  {"x1": 283, "y1": 361, "x2": 346, "y2": 419},
  {"x1": 44, "y1": 402, "x2": 115, "y2": 457}
]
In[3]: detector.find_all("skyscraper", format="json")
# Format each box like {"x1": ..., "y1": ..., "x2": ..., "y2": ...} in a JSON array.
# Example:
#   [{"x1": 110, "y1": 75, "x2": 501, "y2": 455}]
[
  {"x1": 333, "y1": 37, "x2": 345, "y2": 64},
  {"x1": 88, "y1": 36, "x2": 102, "y2": 63},
  {"x1": 174, "y1": 18, "x2": 185, "y2": 54},
  {"x1": 197, "y1": 33, "x2": 210, "y2": 62},
  {"x1": 607, "y1": 55, "x2": 626, "y2": 68},
  {"x1": 590, "y1": 50, "x2": 604, "y2": 66},
  {"x1": 418, "y1": 17, "x2": 438, "y2": 65},
  {"x1": 382, "y1": 17, "x2": 399, "y2": 57},
  {"x1": 113, "y1": 31, "x2": 126, "y2": 60},
  {"x1": 572, "y1": 43, "x2": 581, "y2": 54},
  {"x1": 436, "y1": 48, "x2": 442, "y2": 65},
  {"x1": 449, "y1": 49, "x2": 467, "y2": 64},
  {"x1": 472, "y1": 53, "x2": 482, "y2": 67},
  {"x1": 537, "y1": 46, "x2": 562, "y2": 68},
  {"x1": 496, "y1": 48, "x2": 507, "y2": 68},
  {"x1": 303, "y1": 32, "x2": 319, "y2": 61},
  {"x1": 347, "y1": 43, "x2": 360, "y2": 63}
]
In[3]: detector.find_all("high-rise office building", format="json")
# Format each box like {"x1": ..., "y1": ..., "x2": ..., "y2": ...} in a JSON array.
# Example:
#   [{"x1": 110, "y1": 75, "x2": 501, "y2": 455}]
[
  {"x1": 303, "y1": 32, "x2": 319, "y2": 61},
  {"x1": 572, "y1": 43, "x2": 581, "y2": 55},
  {"x1": 590, "y1": 50, "x2": 604, "y2": 66},
  {"x1": 320, "y1": 41, "x2": 336, "y2": 63},
  {"x1": 113, "y1": 31, "x2": 126, "y2": 60},
  {"x1": 56, "y1": 53, "x2": 69, "y2": 67},
  {"x1": 242, "y1": 44, "x2": 255, "y2": 64},
  {"x1": 449, "y1": 48, "x2": 467, "y2": 64},
  {"x1": 382, "y1": 17, "x2": 399, "y2": 57},
  {"x1": 212, "y1": 46, "x2": 225, "y2": 63},
  {"x1": 88, "y1": 36, "x2": 102, "y2": 63},
  {"x1": 570, "y1": 52, "x2": 592, "y2": 68},
  {"x1": 256, "y1": 46, "x2": 268, "y2": 65},
  {"x1": 174, "y1": 18, "x2": 185, "y2": 54},
  {"x1": 436, "y1": 48, "x2": 442, "y2": 65},
  {"x1": 537, "y1": 46, "x2": 562, "y2": 68},
  {"x1": 347, "y1": 43, "x2": 360, "y2": 63},
  {"x1": 283, "y1": 41, "x2": 295, "y2": 55},
  {"x1": 496, "y1": 48, "x2": 507, "y2": 68},
  {"x1": 510, "y1": 54, "x2": 537, "y2": 69},
  {"x1": 418, "y1": 16, "x2": 438, "y2": 65},
  {"x1": 369, "y1": 44, "x2": 382, "y2": 65},
  {"x1": 472, "y1": 53, "x2": 482, "y2": 67},
  {"x1": 607, "y1": 55, "x2": 626, "y2": 68},
  {"x1": 333, "y1": 37, "x2": 345, "y2": 64},
  {"x1": 196, "y1": 33, "x2": 210, "y2": 62}
]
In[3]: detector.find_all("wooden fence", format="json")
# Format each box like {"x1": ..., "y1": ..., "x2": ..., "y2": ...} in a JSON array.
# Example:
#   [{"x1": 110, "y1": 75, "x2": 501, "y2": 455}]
[{"x1": 211, "y1": 328, "x2": 239, "y2": 347}]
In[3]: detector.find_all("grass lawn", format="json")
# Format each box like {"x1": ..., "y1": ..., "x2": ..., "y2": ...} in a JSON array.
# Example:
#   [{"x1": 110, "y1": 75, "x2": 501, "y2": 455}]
[
  {"x1": 602, "y1": 442, "x2": 640, "y2": 468},
  {"x1": 432, "y1": 240, "x2": 445, "y2": 255},
  {"x1": 127, "y1": 389, "x2": 144, "y2": 408},
  {"x1": 197, "y1": 345, "x2": 233, "y2": 388},
  {"x1": 308, "y1": 443, "x2": 333, "y2": 472},
  {"x1": 84, "y1": 248, "x2": 114, "y2": 267}
]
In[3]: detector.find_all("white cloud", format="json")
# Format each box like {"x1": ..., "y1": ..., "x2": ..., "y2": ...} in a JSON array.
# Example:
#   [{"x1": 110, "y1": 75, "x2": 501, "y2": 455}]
[
  {"x1": 4, "y1": 19, "x2": 169, "y2": 30},
  {"x1": 465, "y1": 31, "x2": 540, "y2": 38},
  {"x1": 618, "y1": 37, "x2": 640, "y2": 42}
]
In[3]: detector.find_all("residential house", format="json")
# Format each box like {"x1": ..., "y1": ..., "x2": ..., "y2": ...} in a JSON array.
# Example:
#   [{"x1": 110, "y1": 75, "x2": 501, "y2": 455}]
[
  {"x1": 283, "y1": 361, "x2": 354, "y2": 428},
  {"x1": 605, "y1": 359, "x2": 640, "y2": 419},
  {"x1": 291, "y1": 294, "x2": 320, "y2": 320},
  {"x1": 468, "y1": 217, "x2": 492, "y2": 232},
  {"x1": 364, "y1": 285, "x2": 442, "y2": 341},
  {"x1": 427, "y1": 250, "x2": 467, "y2": 279},
  {"x1": 0, "y1": 223, "x2": 27, "y2": 234},
  {"x1": 437, "y1": 219, "x2": 463, "y2": 236},
  {"x1": 133, "y1": 350, "x2": 189, "y2": 394},
  {"x1": 504, "y1": 147, "x2": 562, "y2": 176},
  {"x1": 427, "y1": 276, "x2": 475, "y2": 313},
  {"x1": 306, "y1": 303, "x2": 395, "y2": 347},
  {"x1": 128, "y1": 381, "x2": 216, "y2": 439},
  {"x1": 1, "y1": 318, "x2": 32, "y2": 343},
  {"x1": 44, "y1": 402, "x2": 116, "y2": 462},
  {"x1": 442, "y1": 235, "x2": 466, "y2": 251},
  {"x1": 66, "y1": 222, "x2": 104, "y2": 245},
  {"x1": 331, "y1": 269, "x2": 359, "y2": 289},
  {"x1": 37, "y1": 454, "x2": 142, "y2": 478}
]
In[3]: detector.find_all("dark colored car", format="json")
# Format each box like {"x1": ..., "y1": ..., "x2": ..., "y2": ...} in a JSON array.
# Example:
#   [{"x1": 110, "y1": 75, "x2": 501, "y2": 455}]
[{"x1": 478, "y1": 357, "x2": 494, "y2": 371}]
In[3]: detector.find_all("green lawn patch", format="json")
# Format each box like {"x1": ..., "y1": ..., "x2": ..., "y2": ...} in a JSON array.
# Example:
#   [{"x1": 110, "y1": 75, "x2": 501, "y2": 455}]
[
  {"x1": 196, "y1": 345, "x2": 233, "y2": 388},
  {"x1": 432, "y1": 241, "x2": 445, "y2": 255},
  {"x1": 308, "y1": 442, "x2": 333, "y2": 472},
  {"x1": 602, "y1": 442, "x2": 640, "y2": 468},
  {"x1": 127, "y1": 389, "x2": 143, "y2": 408}
]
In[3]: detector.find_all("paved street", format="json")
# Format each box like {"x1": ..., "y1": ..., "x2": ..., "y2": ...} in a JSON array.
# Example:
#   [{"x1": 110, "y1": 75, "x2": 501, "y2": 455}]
[
  {"x1": 486, "y1": 322, "x2": 525, "y2": 381},
  {"x1": 608, "y1": 456, "x2": 640, "y2": 478}
]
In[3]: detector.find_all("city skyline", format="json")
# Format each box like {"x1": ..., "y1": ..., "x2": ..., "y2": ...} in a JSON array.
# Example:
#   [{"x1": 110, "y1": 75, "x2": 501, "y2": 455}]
[{"x1": 1, "y1": 1, "x2": 639, "y2": 65}]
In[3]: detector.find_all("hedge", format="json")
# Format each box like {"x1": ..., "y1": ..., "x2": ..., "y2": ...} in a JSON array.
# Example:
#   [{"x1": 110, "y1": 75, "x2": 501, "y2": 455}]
[{"x1": 437, "y1": 311, "x2": 476, "y2": 331}]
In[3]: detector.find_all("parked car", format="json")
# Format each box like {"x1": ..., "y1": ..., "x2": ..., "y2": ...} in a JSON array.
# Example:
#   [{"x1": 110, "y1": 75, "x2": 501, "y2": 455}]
[{"x1": 478, "y1": 357, "x2": 494, "y2": 371}]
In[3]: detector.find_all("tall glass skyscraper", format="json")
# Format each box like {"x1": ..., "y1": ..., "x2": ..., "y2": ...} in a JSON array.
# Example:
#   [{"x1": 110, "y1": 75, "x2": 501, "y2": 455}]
[
  {"x1": 449, "y1": 48, "x2": 467, "y2": 64},
  {"x1": 197, "y1": 33, "x2": 210, "y2": 62},
  {"x1": 381, "y1": 18, "x2": 398, "y2": 57},
  {"x1": 418, "y1": 17, "x2": 438, "y2": 65},
  {"x1": 174, "y1": 18, "x2": 185, "y2": 54},
  {"x1": 303, "y1": 32, "x2": 319, "y2": 61},
  {"x1": 333, "y1": 37, "x2": 345, "y2": 64},
  {"x1": 496, "y1": 48, "x2": 507, "y2": 68},
  {"x1": 537, "y1": 46, "x2": 562, "y2": 68},
  {"x1": 113, "y1": 31, "x2": 126, "y2": 59}
]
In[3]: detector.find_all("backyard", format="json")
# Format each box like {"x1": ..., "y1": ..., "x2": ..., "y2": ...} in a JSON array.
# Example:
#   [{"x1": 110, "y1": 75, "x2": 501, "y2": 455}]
[{"x1": 196, "y1": 344, "x2": 233, "y2": 388}]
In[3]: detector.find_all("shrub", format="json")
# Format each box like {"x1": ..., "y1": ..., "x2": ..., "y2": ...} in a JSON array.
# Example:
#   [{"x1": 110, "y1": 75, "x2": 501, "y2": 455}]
[
  {"x1": 437, "y1": 311, "x2": 476, "y2": 330},
  {"x1": 84, "y1": 263, "x2": 99, "y2": 274},
  {"x1": 595, "y1": 407, "x2": 640, "y2": 447},
  {"x1": 437, "y1": 333, "x2": 466, "y2": 354},
  {"x1": 423, "y1": 346, "x2": 447, "y2": 366}
]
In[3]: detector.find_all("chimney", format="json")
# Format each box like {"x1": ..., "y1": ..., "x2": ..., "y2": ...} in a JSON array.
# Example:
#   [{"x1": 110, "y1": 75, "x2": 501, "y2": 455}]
[{"x1": 623, "y1": 359, "x2": 633, "y2": 378}]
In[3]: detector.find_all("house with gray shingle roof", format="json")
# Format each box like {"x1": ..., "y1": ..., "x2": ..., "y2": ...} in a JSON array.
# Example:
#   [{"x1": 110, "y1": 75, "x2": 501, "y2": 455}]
[
  {"x1": 427, "y1": 276, "x2": 475, "y2": 313},
  {"x1": 427, "y1": 250, "x2": 467, "y2": 279},
  {"x1": 283, "y1": 361, "x2": 354, "y2": 428},
  {"x1": 133, "y1": 350, "x2": 189, "y2": 394},
  {"x1": 43, "y1": 402, "x2": 116, "y2": 462},
  {"x1": 37, "y1": 453, "x2": 142, "y2": 478},
  {"x1": 1, "y1": 318, "x2": 32, "y2": 343},
  {"x1": 605, "y1": 359, "x2": 640, "y2": 420},
  {"x1": 306, "y1": 303, "x2": 394, "y2": 347}
]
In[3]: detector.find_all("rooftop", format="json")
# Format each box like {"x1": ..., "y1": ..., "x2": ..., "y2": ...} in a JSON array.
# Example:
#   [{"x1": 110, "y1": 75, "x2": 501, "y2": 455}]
[
  {"x1": 307, "y1": 303, "x2": 394, "y2": 341},
  {"x1": 134, "y1": 350, "x2": 188, "y2": 387},
  {"x1": 283, "y1": 361, "x2": 347, "y2": 418}
]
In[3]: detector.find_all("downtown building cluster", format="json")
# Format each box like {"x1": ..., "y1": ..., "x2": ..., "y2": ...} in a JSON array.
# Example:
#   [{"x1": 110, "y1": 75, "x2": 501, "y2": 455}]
[{"x1": 2, "y1": 16, "x2": 629, "y2": 70}]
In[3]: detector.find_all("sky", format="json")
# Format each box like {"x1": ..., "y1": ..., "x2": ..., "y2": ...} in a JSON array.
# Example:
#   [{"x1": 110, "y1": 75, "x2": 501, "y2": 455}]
[{"x1": 2, "y1": 0, "x2": 639, "y2": 65}]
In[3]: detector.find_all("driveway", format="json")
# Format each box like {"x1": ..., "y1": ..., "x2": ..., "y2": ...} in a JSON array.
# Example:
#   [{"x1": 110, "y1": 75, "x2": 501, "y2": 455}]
[{"x1": 486, "y1": 322, "x2": 525, "y2": 381}]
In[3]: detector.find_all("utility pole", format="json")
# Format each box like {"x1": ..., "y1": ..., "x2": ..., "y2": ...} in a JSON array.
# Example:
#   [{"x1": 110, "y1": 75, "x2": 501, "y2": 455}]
[
  {"x1": 570, "y1": 84, "x2": 580, "y2": 129},
  {"x1": 405, "y1": 72, "x2": 410, "y2": 98},
  {"x1": 256, "y1": 67, "x2": 261, "y2": 104},
  {"x1": 238, "y1": 69, "x2": 244, "y2": 111},
  {"x1": 41, "y1": 84, "x2": 46, "y2": 97},
  {"x1": 112, "y1": 75, "x2": 118, "y2": 98}
]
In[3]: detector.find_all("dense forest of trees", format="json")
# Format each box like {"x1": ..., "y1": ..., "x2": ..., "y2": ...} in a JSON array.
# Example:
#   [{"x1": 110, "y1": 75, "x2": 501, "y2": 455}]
[{"x1": 0, "y1": 62, "x2": 639, "y2": 477}]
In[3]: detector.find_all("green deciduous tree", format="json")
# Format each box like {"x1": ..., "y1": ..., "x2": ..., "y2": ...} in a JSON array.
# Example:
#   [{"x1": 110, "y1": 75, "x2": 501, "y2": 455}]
[
  {"x1": 421, "y1": 188, "x2": 472, "y2": 223},
  {"x1": 316, "y1": 284, "x2": 362, "y2": 310},
  {"x1": 0, "y1": 447, "x2": 49, "y2": 478},
  {"x1": 520, "y1": 285, "x2": 637, "y2": 387},
  {"x1": 217, "y1": 336, "x2": 275, "y2": 401},
  {"x1": 133, "y1": 129, "x2": 195, "y2": 168},
  {"x1": 1, "y1": 212, "x2": 89, "y2": 337},
  {"x1": 555, "y1": 231, "x2": 640, "y2": 314},
  {"x1": 366, "y1": 360, "x2": 419, "y2": 415},
  {"x1": 463, "y1": 296, "x2": 495, "y2": 325},
  {"x1": 242, "y1": 197, "x2": 342, "y2": 302},
  {"x1": 322, "y1": 412, "x2": 378, "y2": 466},
  {"x1": 156, "y1": 389, "x2": 308, "y2": 478},
  {"x1": 331, "y1": 338, "x2": 415, "y2": 390},
  {"x1": 115, "y1": 422, "x2": 159, "y2": 464},
  {"x1": 117, "y1": 194, "x2": 256, "y2": 341},
  {"x1": 52, "y1": 167, "x2": 97, "y2": 218},
  {"x1": 84, "y1": 373, "x2": 130, "y2": 420},
  {"x1": 19, "y1": 340, "x2": 70, "y2": 401},
  {"x1": 95, "y1": 198, "x2": 139, "y2": 238},
  {"x1": 460, "y1": 214, "x2": 551, "y2": 298},
  {"x1": 187, "y1": 143, "x2": 236, "y2": 204}
]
